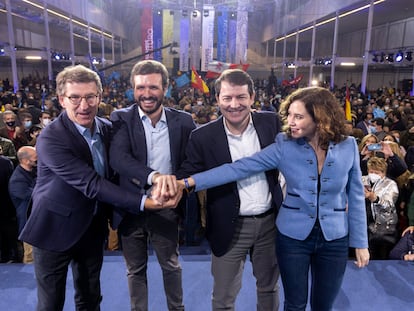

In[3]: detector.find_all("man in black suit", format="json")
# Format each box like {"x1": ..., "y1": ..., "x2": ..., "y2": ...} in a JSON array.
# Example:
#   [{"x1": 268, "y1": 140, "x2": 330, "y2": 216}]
[
  {"x1": 179, "y1": 69, "x2": 283, "y2": 310},
  {"x1": 8, "y1": 146, "x2": 37, "y2": 263},
  {"x1": 19, "y1": 65, "x2": 181, "y2": 311},
  {"x1": 109, "y1": 60, "x2": 195, "y2": 311}
]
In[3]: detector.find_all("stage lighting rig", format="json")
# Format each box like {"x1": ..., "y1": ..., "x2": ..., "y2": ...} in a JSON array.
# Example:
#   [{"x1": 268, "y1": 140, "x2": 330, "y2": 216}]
[{"x1": 395, "y1": 51, "x2": 404, "y2": 62}]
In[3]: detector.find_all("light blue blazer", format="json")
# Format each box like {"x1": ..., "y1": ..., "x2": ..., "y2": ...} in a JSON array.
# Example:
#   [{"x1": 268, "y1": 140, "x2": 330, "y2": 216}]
[{"x1": 193, "y1": 133, "x2": 368, "y2": 249}]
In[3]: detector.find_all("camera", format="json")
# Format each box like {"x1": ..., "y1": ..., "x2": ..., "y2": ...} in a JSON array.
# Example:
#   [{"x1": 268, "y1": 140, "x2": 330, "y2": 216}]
[{"x1": 367, "y1": 143, "x2": 382, "y2": 151}]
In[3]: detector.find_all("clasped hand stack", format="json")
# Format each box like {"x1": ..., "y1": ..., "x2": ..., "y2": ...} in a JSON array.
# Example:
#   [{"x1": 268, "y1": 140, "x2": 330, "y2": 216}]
[{"x1": 148, "y1": 174, "x2": 187, "y2": 210}]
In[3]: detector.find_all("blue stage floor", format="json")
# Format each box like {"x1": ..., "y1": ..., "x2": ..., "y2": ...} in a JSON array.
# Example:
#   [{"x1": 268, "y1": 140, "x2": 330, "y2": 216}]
[{"x1": 0, "y1": 251, "x2": 413, "y2": 310}]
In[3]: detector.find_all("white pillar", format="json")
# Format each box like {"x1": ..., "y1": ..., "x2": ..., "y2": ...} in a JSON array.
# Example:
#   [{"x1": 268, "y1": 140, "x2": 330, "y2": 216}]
[
  {"x1": 330, "y1": 14, "x2": 339, "y2": 90},
  {"x1": 43, "y1": 1, "x2": 53, "y2": 85},
  {"x1": 361, "y1": 0, "x2": 375, "y2": 94},
  {"x1": 294, "y1": 30, "x2": 299, "y2": 78},
  {"x1": 282, "y1": 37, "x2": 287, "y2": 80},
  {"x1": 69, "y1": 17, "x2": 75, "y2": 66},
  {"x1": 5, "y1": 0, "x2": 18, "y2": 93},
  {"x1": 309, "y1": 22, "x2": 316, "y2": 87}
]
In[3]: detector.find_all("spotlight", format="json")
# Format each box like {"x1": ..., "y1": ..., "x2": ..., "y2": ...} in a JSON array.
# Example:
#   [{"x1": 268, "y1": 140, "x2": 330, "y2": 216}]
[
  {"x1": 203, "y1": 10, "x2": 209, "y2": 17},
  {"x1": 406, "y1": 51, "x2": 413, "y2": 62},
  {"x1": 324, "y1": 58, "x2": 332, "y2": 65},
  {"x1": 395, "y1": 51, "x2": 403, "y2": 62},
  {"x1": 192, "y1": 10, "x2": 197, "y2": 18},
  {"x1": 157, "y1": 10, "x2": 161, "y2": 15},
  {"x1": 385, "y1": 53, "x2": 394, "y2": 62}
]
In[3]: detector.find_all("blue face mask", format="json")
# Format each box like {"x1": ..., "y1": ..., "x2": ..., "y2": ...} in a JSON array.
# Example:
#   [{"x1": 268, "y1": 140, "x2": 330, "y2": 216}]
[
  {"x1": 369, "y1": 126, "x2": 376, "y2": 134},
  {"x1": 24, "y1": 121, "x2": 32, "y2": 129}
]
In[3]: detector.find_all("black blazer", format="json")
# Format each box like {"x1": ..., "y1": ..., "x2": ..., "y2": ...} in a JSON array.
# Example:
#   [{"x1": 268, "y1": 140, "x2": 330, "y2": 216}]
[
  {"x1": 179, "y1": 112, "x2": 283, "y2": 256},
  {"x1": 109, "y1": 105, "x2": 196, "y2": 228},
  {"x1": 19, "y1": 112, "x2": 142, "y2": 252}
]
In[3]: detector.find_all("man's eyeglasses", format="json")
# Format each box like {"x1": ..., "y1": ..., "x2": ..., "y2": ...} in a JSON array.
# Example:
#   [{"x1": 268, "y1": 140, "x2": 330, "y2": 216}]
[{"x1": 65, "y1": 94, "x2": 99, "y2": 105}]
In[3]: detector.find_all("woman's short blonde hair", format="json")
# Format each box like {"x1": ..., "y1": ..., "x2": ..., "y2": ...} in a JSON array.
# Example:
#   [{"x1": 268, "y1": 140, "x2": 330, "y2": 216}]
[{"x1": 367, "y1": 156, "x2": 387, "y2": 174}]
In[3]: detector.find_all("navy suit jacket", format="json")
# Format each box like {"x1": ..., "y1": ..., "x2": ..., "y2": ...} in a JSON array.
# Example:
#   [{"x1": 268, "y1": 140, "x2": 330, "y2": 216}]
[
  {"x1": 179, "y1": 112, "x2": 283, "y2": 256},
  {"x1": 19, "y1": 112, "x2": 143, "y2": 252},
  {"x1": 8, "y1": 165, "x2": 36, "y2": 233},
  {"x1": 109, "y1": 105, "x2": 195, "y2": 228}
]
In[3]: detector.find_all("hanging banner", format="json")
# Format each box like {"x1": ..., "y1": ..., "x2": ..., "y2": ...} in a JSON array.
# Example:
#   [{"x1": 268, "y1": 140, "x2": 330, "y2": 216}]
[
  {"x1": 228, "y1": 15, "x2": 237, "y2": 64},
  {"x1": 153, "y1": 11, "x2": 163, "y2": 61},
  {"x1": 140, "y1": 0, "x2": 153, "y2": 60},
  {"x1": 162, "y1": 10, "x2": 174, "y2": 68},
  {"x1": 190, "y1": 10, "x2": 202, "y2": 70},
  {"x1": 217, "y1": 10, "x2": 228, "y2": 62},
  {"x1": 179, "y1": 17, "x2": 190, "y2": 72},
  {"x1": 201, "y1": 5, "x2": 215, "y2": 72},
  {"x1": 236, "y1": 10, "x2": 248, "y2": 63}
]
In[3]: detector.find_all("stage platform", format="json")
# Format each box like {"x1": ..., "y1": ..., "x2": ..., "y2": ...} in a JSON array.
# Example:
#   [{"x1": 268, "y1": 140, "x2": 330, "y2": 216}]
[{"x1": 0, "y1": 251, "x2": 413, "y2": 310}]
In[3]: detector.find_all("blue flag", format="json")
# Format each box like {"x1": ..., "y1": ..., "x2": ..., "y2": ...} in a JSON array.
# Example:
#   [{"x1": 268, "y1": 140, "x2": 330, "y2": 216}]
[{"x1": 175, "y1": 73, "x2": 190, "y2": 88}]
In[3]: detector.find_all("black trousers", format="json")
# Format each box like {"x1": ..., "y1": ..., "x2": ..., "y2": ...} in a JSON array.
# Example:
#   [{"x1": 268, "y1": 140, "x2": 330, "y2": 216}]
[{"x1": 33, "y1": 217, "x2": 106, "y2": 311}]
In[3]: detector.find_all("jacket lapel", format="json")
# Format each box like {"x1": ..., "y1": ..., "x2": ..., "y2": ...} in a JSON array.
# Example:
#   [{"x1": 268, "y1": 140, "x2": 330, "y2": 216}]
[{"x1": 209, "y1": 117, "x2": 233, "y2": 164}]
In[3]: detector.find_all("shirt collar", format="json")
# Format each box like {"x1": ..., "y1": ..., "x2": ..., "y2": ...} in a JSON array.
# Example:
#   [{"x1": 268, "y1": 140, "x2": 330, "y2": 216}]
[
  {"x1": 73, "y1": 118, "x2": 100, "y2": 137},
  {"x1": 138, "y1": 106, "x2": 167, "y2": 124},
  {"x1": 223, "y1": 114, "x2": 253, "y2": 138}
]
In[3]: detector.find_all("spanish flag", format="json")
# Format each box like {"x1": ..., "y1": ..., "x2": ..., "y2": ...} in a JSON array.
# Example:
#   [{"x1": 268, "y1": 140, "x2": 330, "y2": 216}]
[
  {"x1": 191, "y1": 67, "x2": 210, "y2": 94},
  {"x1": 345, "y1": 86, "x2": 352, "y2": 121}
]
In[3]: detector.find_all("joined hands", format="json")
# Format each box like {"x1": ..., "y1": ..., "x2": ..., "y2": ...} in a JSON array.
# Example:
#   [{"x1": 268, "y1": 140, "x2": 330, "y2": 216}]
[{"x1": 146, "y1": 174, "x2": 184, "y2": 210}]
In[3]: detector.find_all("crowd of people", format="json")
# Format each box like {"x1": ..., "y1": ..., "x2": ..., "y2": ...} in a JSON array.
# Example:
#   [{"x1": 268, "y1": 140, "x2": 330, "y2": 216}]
[{"x1": 1, "y1": 64, "x2": 414, "y2": 310}]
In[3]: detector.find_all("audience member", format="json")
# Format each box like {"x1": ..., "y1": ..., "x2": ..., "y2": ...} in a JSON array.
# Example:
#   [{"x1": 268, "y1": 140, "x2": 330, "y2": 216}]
[
  {"x1": 38, "y1": 111, "x2": 52, "y2": 128},
  {"x1": 372, "y1": 117, "x2": 387, "y2": 141},
  {"x1": 355, "y1": 112, "x2": 373, "y2": 136},
  {"x1": 18, "y1": 112, "x2": 34, "y2": 142},
  {"x1": 389, "y1": 226, "x2": 414, "y2": 260},
  {"x1": 388, "y1": 109, "x2": 406, "y2": 132},
  {"x1": 0, "y1": 110, "x2": 28, "y2": 150},
  {"x1": 0, "y1": 136, "x2": 17, "y2": 164},
  {"x1": 27, "y1": 125, "x2": 42, "y2": 146},
  {"x1": 362, "y1": 157, "x2": 399, "y2": 259},
  {"x1": 8, "y1": 146, "x2": 37, "y2": 263}
]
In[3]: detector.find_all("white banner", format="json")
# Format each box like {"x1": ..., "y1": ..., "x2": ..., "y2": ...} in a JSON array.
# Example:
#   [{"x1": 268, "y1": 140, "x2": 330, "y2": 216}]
[
  {"x1": 201, "y1": 5, "x2": 215, "y2": 72},
  {"x1": 236, "y1": 10, "x2": 248, "y2": 63},
  {"x1": 190, "y1": 10, "x2": 202, "y2": 70}
]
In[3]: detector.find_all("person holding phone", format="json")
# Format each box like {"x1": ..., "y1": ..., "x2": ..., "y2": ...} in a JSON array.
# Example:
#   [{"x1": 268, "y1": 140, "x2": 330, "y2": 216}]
[
  {"x1": 362, "y1": 156, "x2": 399, "y2": 259},
  {"x1": 359, "y1": 136, "x2": 407, "y2": 179}
]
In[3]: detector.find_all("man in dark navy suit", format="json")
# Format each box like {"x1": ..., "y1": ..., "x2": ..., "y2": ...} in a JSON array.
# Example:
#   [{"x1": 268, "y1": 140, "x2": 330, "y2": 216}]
[
  {"x1": 8, "y1": 145, "x2": 37, "y2": 263},
  {"x1": 19, "y1": 65, "x2": 181, "y2": 311},
  {"x1": 109, "y1": 60, "x2": 195, "y2": 311},
  {"x1": 178, "y1": 69, "x2": 283, "y2": 310}
]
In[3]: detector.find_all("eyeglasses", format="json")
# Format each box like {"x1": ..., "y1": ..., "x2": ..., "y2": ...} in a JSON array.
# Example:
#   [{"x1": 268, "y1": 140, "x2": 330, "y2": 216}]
[{"x1": 65, "y1": 94, "x2": 99, "y2": 105}]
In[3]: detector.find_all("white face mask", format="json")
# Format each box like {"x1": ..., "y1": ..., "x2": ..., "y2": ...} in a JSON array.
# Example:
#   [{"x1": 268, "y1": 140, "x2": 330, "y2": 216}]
[
  {"x1": 42, "y1": 118, "x2": 51, "y2": 127},
  {"x1": 368, "y1": 173, "x2": 381, "y2": 184}
]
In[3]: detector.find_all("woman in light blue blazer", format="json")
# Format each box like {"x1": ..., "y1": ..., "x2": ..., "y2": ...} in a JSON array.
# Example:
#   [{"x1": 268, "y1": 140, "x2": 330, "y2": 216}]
[{"x1": 177, "y1": 87, "x2": 370, "y2": 311}]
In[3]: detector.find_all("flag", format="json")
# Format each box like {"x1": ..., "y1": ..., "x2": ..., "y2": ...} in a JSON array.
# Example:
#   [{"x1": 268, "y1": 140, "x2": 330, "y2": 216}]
[
  {"x1": 165, "y1": 85, "x2": 172, "y2": 98},
  {"x1": 205, "y1": 61, "x2": 250, "y2": 79},
  {"x1": 191, "y1": 67, "x2": 209, "y2": 94},
  {"x1": 281, "y1": 75, "x2": 303, "y2": 87},
  {"x1": 345, "y1": 86, "x2": 352, "y2": 121},
  {"x1": 174, "y1": 73, "x2": 190, "y2": 88}
]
